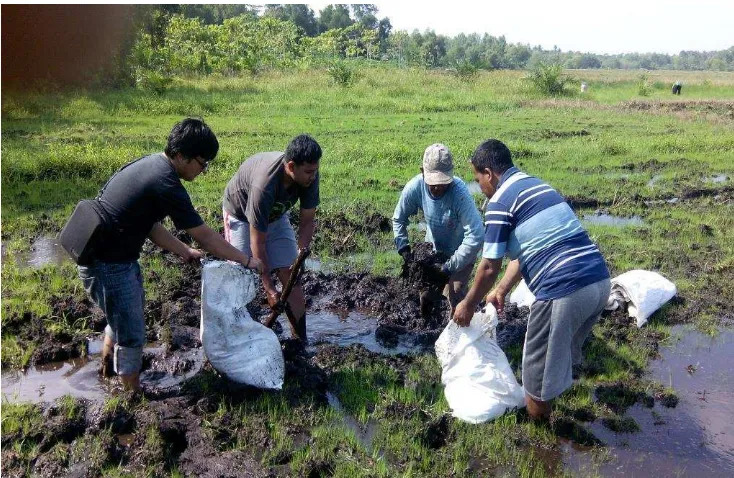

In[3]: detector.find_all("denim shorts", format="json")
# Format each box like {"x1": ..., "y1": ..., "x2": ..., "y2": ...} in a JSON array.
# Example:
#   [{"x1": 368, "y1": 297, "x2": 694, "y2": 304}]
[
  {"x1": 223, "y1": 209, "x2": 298, "y2": 271},
  {"x1": 78, "y1": 261, "x2": 145, "y2": 375}
]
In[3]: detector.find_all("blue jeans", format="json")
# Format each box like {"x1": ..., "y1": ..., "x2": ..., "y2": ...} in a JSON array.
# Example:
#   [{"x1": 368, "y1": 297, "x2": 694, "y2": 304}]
[{"x1": 78, "y1": 261, "x2": 145, "y2": 375}]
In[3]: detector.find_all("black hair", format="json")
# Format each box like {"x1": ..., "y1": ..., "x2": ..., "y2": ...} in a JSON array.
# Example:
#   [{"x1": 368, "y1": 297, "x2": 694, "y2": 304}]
[
  {"x1": 470, "y1": 139, "x2": 513, "y2": 174},
  {"x1": 284, "y1": 134, "x2": 322, "y2": 165},
  {"x1": 165, "y1": 118, "x2": 219, "y2": 161}
]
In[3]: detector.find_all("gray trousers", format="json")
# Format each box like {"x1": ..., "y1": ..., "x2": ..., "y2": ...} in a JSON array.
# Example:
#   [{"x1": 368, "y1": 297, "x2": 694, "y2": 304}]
[{"x1": 522, "y1": 278, "x2": 611, "y2": 401}]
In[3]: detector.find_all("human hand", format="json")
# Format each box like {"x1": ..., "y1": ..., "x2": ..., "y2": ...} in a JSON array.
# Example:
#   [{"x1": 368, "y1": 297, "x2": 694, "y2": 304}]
[
  {"x1": 266, "y1": 290, "x2": 282, "y2": 312},
  {"x1": 453, "y1": 299, "x2": 473, "y2": 327},
  {"x1": 485, "y1": 287, "x2": 508, "y2": 314},
  {"x1": 181, "y1": 247, "x2": 203, "y2": 264},
  {"x1": 398, "y1": 246, "x2": 413, "y2": 263},
  {"x1": 243, "y1": 255, "x2": 263, "y2": 274},
  {"x1": 429, "y1": 262, "x2": 450, "y2": 286}
]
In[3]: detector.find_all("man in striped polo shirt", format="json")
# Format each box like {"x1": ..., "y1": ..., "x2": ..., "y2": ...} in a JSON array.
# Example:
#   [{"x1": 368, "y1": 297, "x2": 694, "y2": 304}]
[{"x1": 453, "y1": 139, "x2": 610, "y2": 419}]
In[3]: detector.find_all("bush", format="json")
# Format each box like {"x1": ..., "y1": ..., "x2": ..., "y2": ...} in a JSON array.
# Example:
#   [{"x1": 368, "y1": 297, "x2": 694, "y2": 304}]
[
  {"x1": 637, "y1": 73, "x2": 651, "y2": 96},
  {"x1": 327, "y1": 61, "x2": 360, "y2": 87},
  {"x1": 135, "y1": 70, "x2": 174, "y2": 94},
  {"x1": 526, "y1": 62, "x2": 575, "y2": 96},
  {"x1": 453, "y1": 59, "x2": 479, "y2": 83}
]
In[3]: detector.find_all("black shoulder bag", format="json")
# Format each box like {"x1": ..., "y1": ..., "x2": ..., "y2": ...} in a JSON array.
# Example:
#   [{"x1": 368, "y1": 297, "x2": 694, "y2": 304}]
[{"x1": 58, "y1": 157, "x2": 145, "y2": 265}]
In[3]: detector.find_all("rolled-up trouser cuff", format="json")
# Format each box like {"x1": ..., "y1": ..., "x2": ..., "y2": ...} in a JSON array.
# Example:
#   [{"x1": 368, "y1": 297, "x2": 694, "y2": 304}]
[{"x1": 114, "y1": 344, "x2": 143, "y2": 376}]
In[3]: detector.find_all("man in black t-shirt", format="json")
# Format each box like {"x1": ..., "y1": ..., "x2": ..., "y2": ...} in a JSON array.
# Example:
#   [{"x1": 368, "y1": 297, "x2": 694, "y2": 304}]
[{"x1": 78, "y1": 118, "x2": 262, "y2": 392}]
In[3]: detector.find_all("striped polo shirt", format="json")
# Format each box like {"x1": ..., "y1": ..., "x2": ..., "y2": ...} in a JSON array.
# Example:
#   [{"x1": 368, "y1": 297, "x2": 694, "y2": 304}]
[{"x1": 483, "y1": 167, "x2": 609, "y2": 300}]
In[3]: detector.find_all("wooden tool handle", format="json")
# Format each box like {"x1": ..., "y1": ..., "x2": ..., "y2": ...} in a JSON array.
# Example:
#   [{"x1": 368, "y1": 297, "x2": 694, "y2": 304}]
[{"x1": 264, "y1": 247, "x2": 311, "y2": 328}]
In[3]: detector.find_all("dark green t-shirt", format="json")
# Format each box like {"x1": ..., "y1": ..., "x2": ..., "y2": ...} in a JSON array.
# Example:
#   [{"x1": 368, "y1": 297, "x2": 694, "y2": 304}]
[
  {"x1": 96, "y1": 153, "x2": 204, "y2": 262},
  {"x1": 222, "y1": 152, "x2": 320, "y2": 232}
]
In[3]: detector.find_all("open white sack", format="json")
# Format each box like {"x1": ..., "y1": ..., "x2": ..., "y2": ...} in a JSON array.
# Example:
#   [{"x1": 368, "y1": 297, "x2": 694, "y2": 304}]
[
  {"x1": 201, "y1": 261, "x2": 284, "y2": 389},
  {"x1": 509, "y1": 280, "x2": 535, "y2": 308},
  {"x1": 435, "y1": 306, "x2": 525, "y2": 424},
  {"x1": 605, "y1": 269, "x2": 677, "y2": 328}
]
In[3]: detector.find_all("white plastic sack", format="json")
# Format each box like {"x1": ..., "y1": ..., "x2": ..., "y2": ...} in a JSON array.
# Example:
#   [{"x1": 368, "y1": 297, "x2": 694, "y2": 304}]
[
  {"x1": 605, "y1": 270, "x2": 677, "y2": 328},
  {"x1": 509, "y1": 280, "x2": 535, "y2": 308},
  {"x1": 435, "y1": 306, "x2": 525, "y2": 424},
  {"x1": 201, "y1": 261, "x2": 284, "y2": 389}
]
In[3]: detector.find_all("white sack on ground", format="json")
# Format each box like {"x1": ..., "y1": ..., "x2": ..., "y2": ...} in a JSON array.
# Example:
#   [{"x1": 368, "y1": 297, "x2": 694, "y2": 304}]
[
  {"x1": 605, "y1": 269, "x2": 677, "y2": 328},
  {"x1": 509, "y1": 280, "x2": 535, "y2": 308},
  {"x1": 201, "y1": 260, "x2": 284, "y2": 389},
  {"x1": 435, "y1": 306, "x2": 525, "y2": 424}
]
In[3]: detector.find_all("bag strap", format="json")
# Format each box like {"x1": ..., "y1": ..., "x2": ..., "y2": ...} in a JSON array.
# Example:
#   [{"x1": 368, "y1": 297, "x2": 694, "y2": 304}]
[{"x1": 95, "y1": 155, "x2": 150, "y2": 200}]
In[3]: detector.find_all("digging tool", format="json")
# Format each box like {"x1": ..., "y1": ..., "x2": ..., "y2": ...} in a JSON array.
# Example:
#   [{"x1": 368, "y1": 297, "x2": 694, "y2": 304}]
[{"x1": 264, "y1": 247, "x2": 311, "y2": 330}]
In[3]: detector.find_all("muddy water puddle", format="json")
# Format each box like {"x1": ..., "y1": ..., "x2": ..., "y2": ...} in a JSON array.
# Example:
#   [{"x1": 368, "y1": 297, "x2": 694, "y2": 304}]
[
  {"x1": 1, "y1": 337, "x2": 205, "y2": 404},
  {"x1": 583, "y1": 212, "x2": 645, "y2": 227},
  {"x1": 564, "y1": 326, "x2": 734, "y2": 476},
  {"x1": 277, "y1": 308, "x2": 426, "y2": 355},
  {"x1": 705, "y1": 174, "x2": 729, "y2": 184},
  {"x1": 12, "y1": 234, "x2": 71, "y2": 269},
  {"x1": 326, "y1": 392, "x2": 380, "y2": 452}
]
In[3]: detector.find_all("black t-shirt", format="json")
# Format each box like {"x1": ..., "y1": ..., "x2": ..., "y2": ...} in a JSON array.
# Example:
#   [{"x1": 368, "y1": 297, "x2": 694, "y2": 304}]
[{"x1": 95, "y1": 153, "x2": 204, "y2": 262}]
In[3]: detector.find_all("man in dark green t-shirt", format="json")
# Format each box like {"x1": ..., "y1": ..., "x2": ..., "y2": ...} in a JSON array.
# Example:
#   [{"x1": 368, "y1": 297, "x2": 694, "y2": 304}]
[
  {"x1": 222, "y1": 135, "x2": 321, "y2": 342},
  {"x1": 78, "y1": 118, "x2": 262, "y2": 392}
]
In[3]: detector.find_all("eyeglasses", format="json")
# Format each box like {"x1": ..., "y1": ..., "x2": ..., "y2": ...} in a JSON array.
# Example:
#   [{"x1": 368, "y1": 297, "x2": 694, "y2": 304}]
[{"x1": 193, "y1": 157, "x2": 209, "y2": 173}]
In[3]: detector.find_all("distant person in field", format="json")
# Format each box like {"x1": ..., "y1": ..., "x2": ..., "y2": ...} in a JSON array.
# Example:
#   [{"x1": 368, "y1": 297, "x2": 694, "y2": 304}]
[
  {"x1": 222, "y1": 135, "x2": 321, "y2": 343},
  {"x1": 672, "y1": 81, "x2": 682, "y2": 95},
  {"x1": 453, "y1": 139, "x2": 610, "y2": 419},
  {"x1": 79, "y1": 118, "x2": 262, "y2": 392},
  {"x1": 393, "y1": 143, "x2": 483, "y2": 318}
]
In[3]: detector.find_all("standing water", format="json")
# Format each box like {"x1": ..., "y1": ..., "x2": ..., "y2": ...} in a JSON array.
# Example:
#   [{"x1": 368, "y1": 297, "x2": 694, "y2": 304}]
[{"x1": 565, "y1": 326, "x2": 734, "y2": 476}]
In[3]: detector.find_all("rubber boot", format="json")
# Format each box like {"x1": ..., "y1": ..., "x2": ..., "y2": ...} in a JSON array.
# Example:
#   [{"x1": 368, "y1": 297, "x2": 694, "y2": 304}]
[{"x1": 286, "y1": 308, "x2": 308, "y2": 344}]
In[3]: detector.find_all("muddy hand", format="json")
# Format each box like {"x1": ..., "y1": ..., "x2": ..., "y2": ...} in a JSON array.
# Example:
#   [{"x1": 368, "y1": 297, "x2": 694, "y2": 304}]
[
  {"x1": 182, "y1": 247, "x2": 203, "y2": 264},
  {"x1": 267, "y1": 291, "x2": 284, "y2": 313}
]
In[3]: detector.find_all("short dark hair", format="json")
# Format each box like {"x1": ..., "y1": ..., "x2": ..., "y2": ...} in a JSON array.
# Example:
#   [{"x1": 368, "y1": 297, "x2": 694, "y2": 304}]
[
  {"x1": 284, "y1": 134, "x2": 321, "y2": 166},
  {"x1": 165, "y1": 118, "x2": 219, "y2": 161},
  {"x1": 470, "y1": 139, "x2": 513, "y2": 174}
]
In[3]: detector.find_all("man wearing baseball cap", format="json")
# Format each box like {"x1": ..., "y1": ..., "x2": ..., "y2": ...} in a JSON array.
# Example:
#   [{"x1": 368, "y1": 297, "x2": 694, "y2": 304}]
[{"x1": 392, "y1": 143, "x2": 483, "y2": 317}]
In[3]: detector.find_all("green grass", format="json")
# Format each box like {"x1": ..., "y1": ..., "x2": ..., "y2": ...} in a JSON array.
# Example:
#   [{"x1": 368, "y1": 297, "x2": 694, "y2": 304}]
[{"x1": 2, "y1": 67, "x2": 734, "y2": 476}]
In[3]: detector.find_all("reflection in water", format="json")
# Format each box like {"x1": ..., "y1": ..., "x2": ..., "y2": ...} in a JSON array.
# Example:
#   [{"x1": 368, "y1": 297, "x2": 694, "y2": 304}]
[
  {"x1": 566, "y1": 326, "x2": 734, "y2": 476},
  {"x1": 583, "y1": 213, "x2": 645, "y2": 227}
]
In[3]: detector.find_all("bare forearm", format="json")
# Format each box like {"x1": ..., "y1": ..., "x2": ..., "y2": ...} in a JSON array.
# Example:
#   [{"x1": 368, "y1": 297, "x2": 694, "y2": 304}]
[
  {"x1": 497, "y1": 259, "x2": 522, "y2": 293},
  {"x1": 188, "y1": 225, "x2": 247, "y2": 263},
  {"x1": 298, "y1": 220, "x2": 315, "y2": 250},
  {"x1": 464, "y1": 259, "x2": 501, "y2": 308},
  {"x1": 148, "y1": 223, "x2": 189, "y2": 257},
  {"x1": 250, "y1": 225, "x2": 275, "y2": 292}
]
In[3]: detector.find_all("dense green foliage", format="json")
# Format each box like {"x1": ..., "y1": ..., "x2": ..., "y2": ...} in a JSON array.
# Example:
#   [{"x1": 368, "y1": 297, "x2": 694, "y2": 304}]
[{"x1": 121, "y1": 4, "x2": 734, "y2": 91}]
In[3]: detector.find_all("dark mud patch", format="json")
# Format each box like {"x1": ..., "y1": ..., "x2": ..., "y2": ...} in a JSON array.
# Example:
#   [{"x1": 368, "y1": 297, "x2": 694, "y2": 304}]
[
  {"x1": 539, "y1": 129, "x2": 591, "y2": 139},
  {"x1": 295, "y1": 243, "x2": 452, "y2": 340},
  {"x1": 418, "y1": 414, "x2": 453, "y2": 449},
  {"x1": 622, "y1": 100, "x2": 734, "y2": 119},
  {"x1": 595, "y1": 381, "x2": 654, "y2": 414}
]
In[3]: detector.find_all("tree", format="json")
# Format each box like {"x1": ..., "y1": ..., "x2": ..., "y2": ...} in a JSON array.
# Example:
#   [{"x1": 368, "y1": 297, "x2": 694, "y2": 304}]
[
  {"x1": 264, "y1": 4, "x2": 318, "y2": 36},
  {"x1": 318, "y1": 4, "x2": 353, "y2": 32}
]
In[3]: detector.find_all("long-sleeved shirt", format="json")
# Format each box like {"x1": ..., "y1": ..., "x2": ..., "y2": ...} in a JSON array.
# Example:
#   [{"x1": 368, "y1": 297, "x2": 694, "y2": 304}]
[{"x1": 393, "y1": 175, "x2": 483, "y2": 273}]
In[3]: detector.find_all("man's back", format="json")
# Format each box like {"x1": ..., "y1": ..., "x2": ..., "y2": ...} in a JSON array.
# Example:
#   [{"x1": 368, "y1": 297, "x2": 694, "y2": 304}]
[
  {"x1": 483, "y1": 167, "x2": 609, "y2": 300},
  {"x1": 97, "y1": 153, "x2": 202, "y2": 262}
]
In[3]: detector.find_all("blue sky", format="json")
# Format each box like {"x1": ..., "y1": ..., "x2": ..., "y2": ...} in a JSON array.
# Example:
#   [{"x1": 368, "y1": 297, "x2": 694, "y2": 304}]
[{"x1": 308, "y1": 1, "x2": 733, "y2": 54}]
